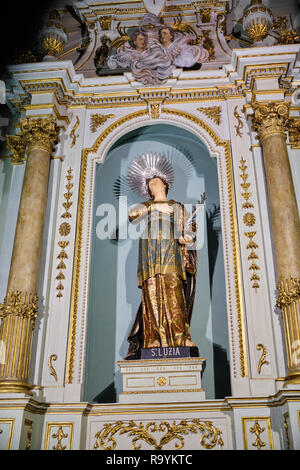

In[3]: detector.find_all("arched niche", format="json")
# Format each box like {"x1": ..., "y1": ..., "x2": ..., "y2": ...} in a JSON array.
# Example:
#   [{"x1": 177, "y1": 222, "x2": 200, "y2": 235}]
[{"x1": 83, "y1": 123, "x2": 231, "y2": 403}]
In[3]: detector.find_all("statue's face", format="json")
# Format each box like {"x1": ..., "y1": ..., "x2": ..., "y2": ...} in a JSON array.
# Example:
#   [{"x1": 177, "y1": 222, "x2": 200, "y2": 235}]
[
  {"x1": 134, "y1": 34, "x2": 146, "y2": 51},
  {"x1": 148, "y1": 177, "x2": 167, "y2": 197},
  {"x1": 160, "y1": 28, "x2": 173, "y2": 46}
]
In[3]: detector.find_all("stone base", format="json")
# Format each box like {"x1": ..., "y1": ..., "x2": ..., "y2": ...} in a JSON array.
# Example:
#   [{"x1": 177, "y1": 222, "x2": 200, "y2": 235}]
[{"x1": 117, "y1": 356, "x2": 206, "y2": 404}]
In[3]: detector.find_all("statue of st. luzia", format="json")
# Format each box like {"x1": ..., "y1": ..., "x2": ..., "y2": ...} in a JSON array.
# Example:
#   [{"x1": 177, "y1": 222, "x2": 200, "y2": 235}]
[{"x1": 125, "y1": 153, "x2": 205, "y2": 359}]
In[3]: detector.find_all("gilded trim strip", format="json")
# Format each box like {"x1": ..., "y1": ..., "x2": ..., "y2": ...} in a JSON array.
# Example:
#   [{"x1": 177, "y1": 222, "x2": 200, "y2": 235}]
[{"x1": 0, "y1": 418, "x2": 15, "y2": 450}]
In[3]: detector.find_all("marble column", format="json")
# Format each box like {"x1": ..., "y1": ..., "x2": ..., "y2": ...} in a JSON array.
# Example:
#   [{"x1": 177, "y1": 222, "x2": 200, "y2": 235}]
[
  {"x1": 0, "y1": 116, "x2": 59, "y2": 393},
  {"x1": 251, "y1": 101, "x2": 300, "y2": 385}
]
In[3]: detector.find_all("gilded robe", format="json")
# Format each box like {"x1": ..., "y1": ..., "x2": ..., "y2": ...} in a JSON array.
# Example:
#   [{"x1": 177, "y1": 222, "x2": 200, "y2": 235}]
[{"x1": 125, "y1": 200, "x2": 197, "y2": 358}]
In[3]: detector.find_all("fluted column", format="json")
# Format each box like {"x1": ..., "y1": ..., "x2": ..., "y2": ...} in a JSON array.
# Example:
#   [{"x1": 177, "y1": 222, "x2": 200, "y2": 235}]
[
  {"x1": 0, "y1": 116, "x2": 59, "y2": 393},
  {"x1": 251, "y1": 101, "x2": 300, "y2": 385}
]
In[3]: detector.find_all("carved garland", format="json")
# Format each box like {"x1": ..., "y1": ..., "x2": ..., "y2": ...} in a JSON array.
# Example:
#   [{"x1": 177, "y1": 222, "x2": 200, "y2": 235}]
[
  {"x1": 239, "y1": 157, "x2": 260, "y2": 292},
  {"x1": 56, "y1": 168, "x2": 73, "y2": 298}
]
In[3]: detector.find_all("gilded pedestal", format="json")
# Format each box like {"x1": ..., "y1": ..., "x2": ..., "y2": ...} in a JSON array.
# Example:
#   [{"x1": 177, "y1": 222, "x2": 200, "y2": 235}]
[
  {"x1": 251, "y1": 101, "x2": 300, "y2": 384},
  {"x1": 0, "y1": 117, "x2": 59, "y2": 393}
]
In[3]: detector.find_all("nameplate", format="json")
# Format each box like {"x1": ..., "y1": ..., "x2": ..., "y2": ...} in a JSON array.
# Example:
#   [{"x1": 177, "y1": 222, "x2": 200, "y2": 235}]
[{"x1": 141, "y1": 346, "x2": 199, "y2": 359}]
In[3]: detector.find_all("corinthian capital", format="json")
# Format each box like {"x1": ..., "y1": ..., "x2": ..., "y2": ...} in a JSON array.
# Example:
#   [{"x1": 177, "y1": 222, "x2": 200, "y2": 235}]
[
  {"x1": 6, "y1": 134, "x2": 26, "y2": 164},
  {"x1": 287, "y1": 117, "x2": 300, "y2": 149},
  {"x1": 251, "y1": 101, "x2": 290, "y2": 142},
  {"x1": 20, "y1": 116, "x2": 60, "y2": 154}
]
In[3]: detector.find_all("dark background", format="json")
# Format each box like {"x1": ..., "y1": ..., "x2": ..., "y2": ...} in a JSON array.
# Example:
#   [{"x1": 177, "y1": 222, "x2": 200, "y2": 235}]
[{"x1": 0, "y1": 1, "x2": 55, "y2": 75}]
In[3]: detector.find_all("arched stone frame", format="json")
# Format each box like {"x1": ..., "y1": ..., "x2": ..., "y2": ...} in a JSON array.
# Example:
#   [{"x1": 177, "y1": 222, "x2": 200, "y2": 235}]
[{"x1": 64, "y1": 107, "x2": 249, "y2": 399}]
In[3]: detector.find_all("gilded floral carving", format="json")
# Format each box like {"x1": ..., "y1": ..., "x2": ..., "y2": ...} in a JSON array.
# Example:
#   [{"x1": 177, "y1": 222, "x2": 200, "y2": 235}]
[{"x1": 251, "y1": 101, "x2": 290, "y2": 142}]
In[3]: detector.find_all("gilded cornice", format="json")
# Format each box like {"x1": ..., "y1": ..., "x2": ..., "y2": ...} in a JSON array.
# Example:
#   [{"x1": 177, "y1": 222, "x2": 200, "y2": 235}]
[{"x1": 7, "y1": 44, "x2": 300, "y2": 111}]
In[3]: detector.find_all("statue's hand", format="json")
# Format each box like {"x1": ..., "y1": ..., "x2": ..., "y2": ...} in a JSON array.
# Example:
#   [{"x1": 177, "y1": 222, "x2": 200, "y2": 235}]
[
  {"x1": 199, "y1": 192, "x2": 207, "y2": 205},
  {"x1": 179, "y1": 235, "x2": 194, "y2": 245}
]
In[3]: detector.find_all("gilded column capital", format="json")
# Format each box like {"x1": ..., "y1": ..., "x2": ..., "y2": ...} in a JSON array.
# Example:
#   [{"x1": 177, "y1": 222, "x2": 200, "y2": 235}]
[
  {"x1": 251, "y1": 101, "x2": 290, "y2": 142},
  {"x1": 0, "y1": 290, "x2": 38, "y2": 323},
  {"x1": 276, "y1": 277, "x2": 300, "y2": 309},
  {"x1": 6, "y1": 134, "x2": 26, "y2": 164},
  {"x1": 20, "y1": 116, "x2": 60, "y2": 154},
  {"x1": 287, "y1": 117, "x2": 300, "y2": 148}
]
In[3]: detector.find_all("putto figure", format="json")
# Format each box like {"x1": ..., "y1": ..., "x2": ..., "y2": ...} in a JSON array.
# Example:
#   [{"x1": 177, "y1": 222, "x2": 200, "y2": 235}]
[
  {"x1": 107, "y1": 13, "x2": 209, "y2": 85},
  {"x1": 107, "y1": 31, "x2": 149, "y2": 71},
  {"x1": 125, "y1": 153, "x2": 204, "y2": 359}
]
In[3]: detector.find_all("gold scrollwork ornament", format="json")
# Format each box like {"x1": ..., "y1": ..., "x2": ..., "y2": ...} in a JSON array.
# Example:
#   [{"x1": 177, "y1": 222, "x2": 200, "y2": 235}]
[
  {"x1": 249, "y1": 421, "x2": 266, "y2": 450},
  {"x1": 197, "y1": 106, "x2": 221, "y2": 125},
  {"x1": 48, "y1": 354, "x2": 58, "y2": 382},
  {"x1": 90, "y1": 113, "x2": 115, "y2": 133},
  {"x1": 52, "y1": 426, "x2": 68, "y2": 450},
  {"x1": 70, "y1": 116, "x2": 80, "y2": 147},
  {"x1": 94, "y1": 419, "x2": 224, "y2": 451},
  {"x1": 257, "y1": 343, "x2": 270, "y2": 374},
  {"x1": 233, "y1": 105, "x2": 244, "y2": 137}
]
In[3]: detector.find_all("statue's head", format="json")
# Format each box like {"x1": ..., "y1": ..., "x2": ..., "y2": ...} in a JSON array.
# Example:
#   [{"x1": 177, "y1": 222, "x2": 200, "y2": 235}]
[
  {"x1": 158, "y1": 26, "x2": 175, "y2": 45},
  {"x1": 146, "y1": 175, "x2": 169, "y2": 200},
  {"x1": 130, "y1": 31, "x2": 147, "y2": 51}
]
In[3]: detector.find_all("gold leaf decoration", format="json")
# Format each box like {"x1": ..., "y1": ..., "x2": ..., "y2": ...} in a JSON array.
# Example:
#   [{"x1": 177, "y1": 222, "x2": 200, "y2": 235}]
[
  {"x1": 93, "y1": 419, "x2": 224, "y2": 451},
  {"x1": 233, "y1": 105, "x2": 244, "y2": 138},
  {"x1": 157, "y1": 377, "x2": 167, "y2": 386},
  {"x1": 240, "y1": 158, "x2": 260, "y2": 291},
  {"x1": 197, "y1": 106, "x2": 221, "y2": 125},
  {"x1": 90, "y1": 113, "x2": 115, "y2": 133},
  {"x1": 48, "y1": 353, "x2": 58, "y2": 381},
  {"x1": 249, "y1": 421, "x2": 266, "y2": 450},
  {"x1": 59, "y1": 222, "x2": 71, "y2": 237},
  {"x1": 57, "y1": 168, "x2": 73, "y2": 298},
  {"x1": 243, "y1": 212, "x2": 255, "y2": 227},
  {"x1": 6, "y1": 135, "x2": 26, "y2": 165},
  {"x1": 70, "y1": 116, "x2": 80, "y2": 147},
  {"x1": 61, "y1": 168, "x2": 73, "y2": 218},
  {"x1": 0, "y1": 291, "x2": 38, "y2": 322},
  {"x1": 52, "y1": 426, "x2": 68, "y2": 450},
  {"x1": 256, "y1": 343, "x2": 269, "y2": 374},
  {"x1": 276, "y1": 277, "x2": 300, "y2": 309}
]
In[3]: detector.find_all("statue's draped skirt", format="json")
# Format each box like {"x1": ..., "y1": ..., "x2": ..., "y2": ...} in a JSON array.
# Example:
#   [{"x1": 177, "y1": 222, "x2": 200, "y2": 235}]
[
  {"x1": 126, "y1": 202, "x2": 197, "y2": 358},
  {"x1": 141, "y1": 272, "x2": 193, "y2": 348}
]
